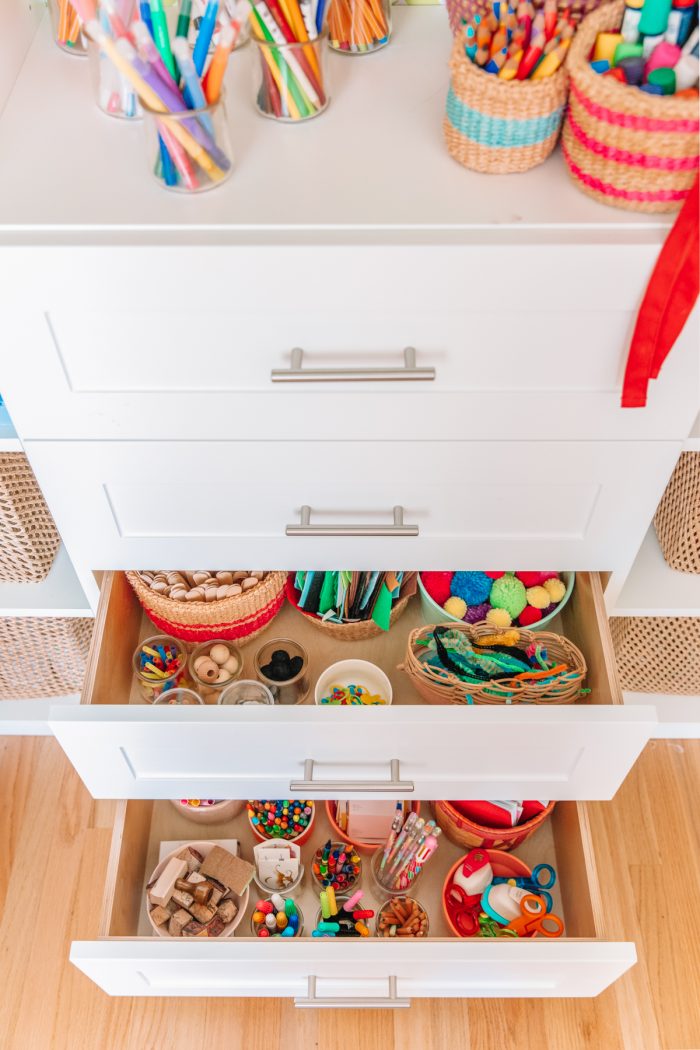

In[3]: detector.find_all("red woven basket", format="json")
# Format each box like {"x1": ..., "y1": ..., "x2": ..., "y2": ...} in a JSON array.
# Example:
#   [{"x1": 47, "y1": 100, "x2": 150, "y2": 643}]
[{"x1": 433, "y1": 799, "x2": 556, "y2": 851}]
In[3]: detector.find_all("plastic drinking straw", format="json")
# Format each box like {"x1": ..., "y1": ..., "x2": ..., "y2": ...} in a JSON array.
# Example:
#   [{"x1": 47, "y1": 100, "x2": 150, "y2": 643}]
[
  {"x1": 150, "y1": 0, "x2": 177, "y2": 77},
  {"x1": 193, "y1": 0, "x2": 220, "y2": 75}
]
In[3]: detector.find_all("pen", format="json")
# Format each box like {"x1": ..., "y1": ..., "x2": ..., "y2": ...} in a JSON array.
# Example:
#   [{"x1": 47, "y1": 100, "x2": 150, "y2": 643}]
[
  {"x1": 149, "y1": 0, "x2": 177, "y2": 77},
  {"x1": 193, "y1": 0, "x2": 220, "y2": 75},
  {"x1": 176, "y1": 0, "x2": 192, "y2": 36},
  {"x1": 172, "y1": 37, "x2": 214, "y2": 133}
]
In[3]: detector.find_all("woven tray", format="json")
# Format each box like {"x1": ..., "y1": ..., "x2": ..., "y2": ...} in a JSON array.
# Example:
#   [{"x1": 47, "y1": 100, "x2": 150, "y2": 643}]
[
  {"x1": 653, "y1": 453, "x2": 700, "y2": 574},
  {"x1": 285, "y1": 576, "x2": 410, "y2": 640},
  {"x1": 0, "y1": 617, "x2": 93, "y2": 699},
  {"x1": 400, "y1": 621, "x2": 587, "y2": 705},
  {"x1": 126, "y1": 570, "x2": 287, "y2": 644},
  {"x1": 433, "y1": 799, "x2": 556, "y2": 851},
  {"x1": 0, "y1": 453, "x2": 60, "y2": 583},
  {"x1": 562, "y1": 0, "x2": 699, "y2": 212},
  {"x1": 610, "y1": 616, "x2": 700, "y2": 694}
]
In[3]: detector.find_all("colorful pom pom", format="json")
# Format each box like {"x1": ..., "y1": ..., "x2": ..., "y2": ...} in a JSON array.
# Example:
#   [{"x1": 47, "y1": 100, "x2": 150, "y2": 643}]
[
  {"x1": 543, "y1": 577, "x2": 566, "y2": 603},
  {"x1": 463, "y1": 602, "x2": 490, "y2": 624},
  {"x1": 515, "y1": 572, "x2": 547, "y2": 588},
  {"x1": 525, "y1": 585, "x2": 550, "y2": 610},
  {"x1": 489, "y1": 574, "x2": 527, "y2": 619},
  {"x1": 518, "y1": 605, "x2": 543, "y2": 627},
  {"x1": 444, "y1": 596, "x2": 467, "y2": 619},
  {"x1": 486, "y1": 607, "x2": 512, "y2": 628},
  {"x1": 421, "y1": 572, "x2": 454, "y2": 607},
  {"x1": 485, "y1": 571, "x2": 505, "y2": 579},
  {"x1": 451, "y1": 571, "x2": 493, "y2": 606}
]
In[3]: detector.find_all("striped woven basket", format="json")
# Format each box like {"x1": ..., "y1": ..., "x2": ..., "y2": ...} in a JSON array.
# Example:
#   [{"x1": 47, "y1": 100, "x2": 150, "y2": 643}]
[
  {"x1": 433, "y1": 799, "x2": 556, "y2": 851},
  {"x1": 444, "y1": 33, "x2": 569, "y2": 174},
  {"x1": 562, "y1": 0, "x2": 700, "y2": 212},
  {"x1": 126, "y1": 570, "x2": 287, "y2": 644},
  {"x1": 445, "y1": 0, "x2": 604, "y2": 36}
]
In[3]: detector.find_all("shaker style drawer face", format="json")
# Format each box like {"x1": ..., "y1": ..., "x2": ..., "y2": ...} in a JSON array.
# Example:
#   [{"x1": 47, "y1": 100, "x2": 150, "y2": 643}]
[
  {"x1": 2, "y1": 247, "x2": 698, "y2": 442},
  {"x1": 48, "y1": 572, "x2": 655, "y2": 800},
  {"x1": 24, "y1": 439, "x2": 680, "y2": 572},
  {"x1": 70, "y1": 798, "x2": 636, "y2": 1000}
]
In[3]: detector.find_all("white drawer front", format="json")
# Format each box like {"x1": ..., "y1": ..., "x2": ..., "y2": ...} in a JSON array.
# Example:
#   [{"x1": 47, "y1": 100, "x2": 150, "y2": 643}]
[
  {"x1": 49, "y1": 705, "x2": 654, "y2": 800},
  {"x1": 70, "y1": 940, "x2": 636, "y2": 999},
  {"x1": 24, "y1": 439, "x2": 680, "y2": 572},
  {"x1": 2, "y1": 246, "x2": 698, "y2": 442}
]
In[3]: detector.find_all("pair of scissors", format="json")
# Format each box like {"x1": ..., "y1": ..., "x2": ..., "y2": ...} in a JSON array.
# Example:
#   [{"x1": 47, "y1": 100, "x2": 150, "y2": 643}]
[
  {"x1": 505, "y1": 893, "x2": 564, "y2": 938},
  {"x1": 493, "y1": 863, "x2": 557, "y2": 913},
  {"x1": 445, "y1": 882, "x2": 481, "y2": 936}
]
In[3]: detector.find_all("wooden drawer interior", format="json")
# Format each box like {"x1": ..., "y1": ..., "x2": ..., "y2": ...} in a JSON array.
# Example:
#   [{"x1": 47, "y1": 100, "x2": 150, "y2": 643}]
[
  {"x1": 101, "y1": 799, "x2": 604, "y2": 944},
  {"x1": 83, "y1": 571, "x2": 621, "y2": 709}
]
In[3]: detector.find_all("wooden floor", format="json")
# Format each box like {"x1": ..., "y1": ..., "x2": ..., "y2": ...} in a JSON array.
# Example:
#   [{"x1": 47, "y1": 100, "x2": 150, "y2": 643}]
[{"x1": 0, "y1": 737, "x2": 697, "y2": 1050}]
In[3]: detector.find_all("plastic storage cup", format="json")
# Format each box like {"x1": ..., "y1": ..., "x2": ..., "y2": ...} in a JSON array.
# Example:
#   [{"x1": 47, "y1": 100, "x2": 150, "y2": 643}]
[
  {"x1": 376, "y1": 895, "x2": 429, "y2": 936},
  {"x1": 133, "y1": 635, "x2": 189, "y2": 703},
  {"x1": 87, "y1": 36, "x2": 142, "y2": 119},
  {"x1": 218, "y1": 680, "x2": 275, "y2": 705},
  {"x1": 189, "y1": 640, "x2": 243, "y2": 703},
  {"x1": 47, "y1": 0, "x2": 87, "y2": 54},
  {"x1": 251, "y1": 33, "x2": 329, "y2": 122},
  {"x1": 328, "y1": 0, "x2": 391, "y2": 54},
  {"x1": 370, "y1": 845, "x2": 425, "y2": 898},
  {"x1": 141, "y1": 94, "x2": 233, "y2": 192},
  {"x1": 251, "y1": 897, "x2": 304, "y2": 937},
  {"x1": 254, "y1": 638, "x2": 309, "y2": 706},
  {"x1": 153, "y1": 687, "x2": 203, "y2": 705}
]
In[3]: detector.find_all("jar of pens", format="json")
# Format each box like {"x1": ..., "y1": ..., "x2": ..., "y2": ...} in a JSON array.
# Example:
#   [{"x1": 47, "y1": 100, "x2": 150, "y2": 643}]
[
  {"x1": 87, "y1": 2, "x2": 142, "y2": 118},
  {"x1": 328, "y1": 0, "x2": 392, "y2": 53},
  {"x1": 443, "y1": 0, "x2": 574, "y2": 173},
  {"x1": 370, "y1": 808, "x2": 441, "y2": 898},
  {"x1": 249, "y1": 1, "x2": 330, "y2": 121},
  {"x1": 48, "y1": 0, "x2": 87, "y2": 54}
]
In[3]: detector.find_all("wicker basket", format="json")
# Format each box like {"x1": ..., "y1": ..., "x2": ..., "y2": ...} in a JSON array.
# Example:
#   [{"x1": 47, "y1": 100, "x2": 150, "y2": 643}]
[
  {"x1": 433, "y1": 799, "x2": 556, "y2": 851},
  {"x1": 0, "y1": 617, "x2": 93, "y2": 699},
  {"x1": 445, "y1": 0, "x2": 604, "y2": 36},
  {"x1": 610, "y1": 616, "x2": 700, "y2": 694},
  {"x1": 562, "y1": 0, "x2": 700, "y2": 213},
  {"x1": 400, "y1": 621, "x2": 587, "y2": 704},
  {"x1": 126, "y1": 570, "x2": 287, "y2": 644},
  {"x1": 444, "y1": 33, "x2": 569, "y2": 174},
  {"x1": 653, "y1": 453, "x2": 700, "y2": 574},
  {"x1": 285, "y1": 575, "x2": 411, "y2": 640},
  {"x1": 0, "y1": 454, "x2": 60, "y2": 583}
]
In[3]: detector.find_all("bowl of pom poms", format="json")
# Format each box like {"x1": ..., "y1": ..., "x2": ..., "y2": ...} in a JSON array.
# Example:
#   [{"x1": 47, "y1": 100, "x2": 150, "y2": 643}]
[{"x1": 418, "y1": 572, "x2": 574, "y2": 631}]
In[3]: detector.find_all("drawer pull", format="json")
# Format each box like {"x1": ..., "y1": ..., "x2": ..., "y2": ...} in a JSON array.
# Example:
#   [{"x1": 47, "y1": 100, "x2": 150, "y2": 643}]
[
  {"x1": 295, "y1": 976, "x2": 411, "y2": 1009},
  {"x1": 286, "y1": 505, "x2": 418, "y2": 538},
  {"x1": 271, "y1": 347, "x2": 435, "y2": 383},
  {"x1": 290, "y1": 758, "x2": 414, "y2": 793}
]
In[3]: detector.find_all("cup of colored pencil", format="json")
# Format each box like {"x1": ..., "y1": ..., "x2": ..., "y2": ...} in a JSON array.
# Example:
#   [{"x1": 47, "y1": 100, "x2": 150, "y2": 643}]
[
  {"x1": 328, "y1": 0, "x2": 391, "y2": 54},
  {"x1": 370, "y1": 810, "x2": 441, "y2": 897},
  {"x1": 249, "y1": 0, "x2": 330, "y2": 120},
  {"x1": 48, "y1": 0, "x2": 87, "y2": 54},
  {"x1": 86, "y1": 0, "x2": 142, "y2": 118},
  {"x1": 462, "y1": 0, "x2": 575, "y2": 80}
]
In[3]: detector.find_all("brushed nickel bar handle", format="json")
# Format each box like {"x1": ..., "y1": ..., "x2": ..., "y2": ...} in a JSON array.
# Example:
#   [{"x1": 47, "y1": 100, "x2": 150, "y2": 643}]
[
  {"x1": 271, "y1": 347, "x2": 435, "y2": 383},
  {"x1": 286, "y1": 505, "x2": 418, "y2": 538},
  {"x1": 290, "y1": 759, "x2": 414, "y2": 794},
  {"x1": 295, "y1": 976, "x2": 411, "y2": 1009}
]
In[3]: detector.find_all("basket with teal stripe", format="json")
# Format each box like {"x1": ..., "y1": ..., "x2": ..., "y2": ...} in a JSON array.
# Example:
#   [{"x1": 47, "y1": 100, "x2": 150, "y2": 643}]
[{"x1": 443, "y1": 34, "x2": 569, "y2": 173}]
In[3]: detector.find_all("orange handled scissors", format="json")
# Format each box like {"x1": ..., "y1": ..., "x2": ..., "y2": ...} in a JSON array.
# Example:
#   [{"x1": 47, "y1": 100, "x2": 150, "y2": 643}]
[{"x1": 506, "y1": 893, "x2": 564, "y2": 938}]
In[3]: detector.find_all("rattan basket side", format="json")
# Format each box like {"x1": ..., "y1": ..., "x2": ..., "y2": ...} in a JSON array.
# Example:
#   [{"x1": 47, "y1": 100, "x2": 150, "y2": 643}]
[
  {"x1": 0, "y1": 617, "x2": 93, "y2": 699},
  {"x1": 610, "y1": 616, "x2": 700, "y2": 694},
  {"x1": 285, "y1": 577, "x2": 410, "y2": 639},
  {"x1": 0, "y1": 453, "x2": 60, "y2": 583},
  {"x1": 433, "y1": 799, "x2": 556, "y2": 851},
  {"x1": 653, "y1": 453, "x2": 700, "y2": 574},
  {"x1": 400, "y1": 621, "x2": 587, "y2": 705}
]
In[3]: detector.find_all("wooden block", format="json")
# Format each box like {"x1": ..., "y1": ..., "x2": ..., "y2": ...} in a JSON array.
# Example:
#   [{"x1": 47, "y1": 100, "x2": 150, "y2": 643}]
[
  {"x1": 193, "y1": 882, "x2": 213, "y2": 905},
  {"x1": 186, "y1": 871, "x2": 207, "y2": 884},
  {"x1": 171, "y1": 887, "x2": 195, "y2": 909},
  {"x1": 149, "y1": 905, "x2": 171, "y2": 927},
  {"x1": 205, "y1": 916, "x2": 226, "y2": 938},
  {"x1": 182, "y1": 920, "x2": 207, "y2": 937},
  {"x1": 175, "y1": 879, "x2": 193, "y2": 893},
  {"x1": 171, "y1": 908, "x2": 192, "y2": 930},
  {"x1": 209, "y1": 885, "x2": 224, "y2": 907},
  {"x1": 217, "y1": 899, "x2": 238, "y2": 925},
  {"x1": 168, "y1": 917, "x2": 184, "y2": 937},
  {"x1": 200, "y1": 847, "x2": 254, "y2": 896},
  {"x1": 190, "y1": 901, "x2": 217, "y2": 925},
  {"x1": 148, "y1": 857, "x2": 188, "y2": 907},
  {"x1": 178, "y1": 846, "x2": 204, "y2": 873}
]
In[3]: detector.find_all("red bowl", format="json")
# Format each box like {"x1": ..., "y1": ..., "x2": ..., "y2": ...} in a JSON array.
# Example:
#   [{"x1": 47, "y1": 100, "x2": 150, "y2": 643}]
[
  {"x1": 442, "y1": 849, "x2": 534, "y2": 938},
  {"x1": 325, "y1": 801, "x2": 421, "y2": 853}
]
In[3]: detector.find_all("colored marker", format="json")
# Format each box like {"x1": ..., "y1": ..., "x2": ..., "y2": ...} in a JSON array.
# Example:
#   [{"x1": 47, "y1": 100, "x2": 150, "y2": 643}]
[{"x1": 193, "y1": 0, "x2": 219, "y2": 75}]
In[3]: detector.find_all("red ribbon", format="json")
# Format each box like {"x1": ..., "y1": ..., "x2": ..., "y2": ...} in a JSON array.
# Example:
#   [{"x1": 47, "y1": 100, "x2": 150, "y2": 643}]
[{"x1": 621, "y1": 178, "x2": 699, "y2": 408}]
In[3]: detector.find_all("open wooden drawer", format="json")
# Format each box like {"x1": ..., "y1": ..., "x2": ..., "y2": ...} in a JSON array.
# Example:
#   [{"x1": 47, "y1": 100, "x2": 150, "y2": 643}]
[
  {"x1": 70, "y1": 798, "x2": 635, "y2": 1000},
  {"x1": 48, "y1": 571, "x2": 655, "y2": 800}
]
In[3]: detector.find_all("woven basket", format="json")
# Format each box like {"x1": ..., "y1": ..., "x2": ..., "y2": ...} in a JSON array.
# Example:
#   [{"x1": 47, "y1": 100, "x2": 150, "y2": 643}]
[
  {"x1": 126, "y1": 570, "x2": 287, "y2": 644},
  {"x1": 562, "y1": 0, "x2": 700, "y2": 213},
  {"x1": 445, "y1": 0, "x2": 604, "y2": 36},
  {"x1": 285, "y1": 575, "x2": 411, "y2": 640},
  {"x1": 0, "y1": 617, "x2": 93, "y2": 699},
  {"x1": 653, "y1": 453, "x2": 700, "y2": 574},
  {"x1": 0, "y1": 454, "x2": 60, "y2": 583},
  {"x1": 610, "y1": 616, "x2": 700, "y2": 694},
  {"x1": 433, "y1": 799, "x2": 556, "y2": 851},
  {"x1": 444, "y1": 33, "x2": 569, "y2": 174},
  {"x1": 400, "y1": 621, "x2": 587, "y2": 704}
]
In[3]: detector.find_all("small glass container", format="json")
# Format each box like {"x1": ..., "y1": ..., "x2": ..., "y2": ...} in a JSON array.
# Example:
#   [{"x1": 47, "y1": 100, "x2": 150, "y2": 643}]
[
  {"x1": 251, "y1": 897, "x2": 304, "y2": 938},
  {"x1": 314, "y1": 896, "x2": 372, "y2": 937},
  {"x1": 251, "y1": 32, "x2": 329, "y2": 122},
  {"x1": 312, "y1": 842, "x2": 362, "y2": 894},
  {"x1": 189, "y1": 640, "x2": 243, "y2": 703},
  {"x1": 153, "y1": 687, "x2": 203, "y2": 705},
  {"x1": 133, "y1": 635, "x2": 189, "y2": 704},
  {"x1": 371, "y1": 846, "x2": 425, "y2": 899},
  {"x1": 218, "y1": 680, "x2": 275, "y2": 705},
  {"x1": 254, "y1": 638, "x2": 309, "y2": 706},
  {"x1": 376, "y1": 895, "x2": 429, "y2": 937},
  {"x1": 87, "y1": 36, "x2": 142, "y2": 119},
  {"x1": 141, "y1": 94, "x2": 233, "y2": 193},
  {"x1": 47, "y1": 0, "x2": 87, "y2": 54},
  {"x1": 253, "y1": 862, "x2": 305, "y2": 896},
  {"x1": 328, "y1": 0, "x2": 391, "y2": 54}
]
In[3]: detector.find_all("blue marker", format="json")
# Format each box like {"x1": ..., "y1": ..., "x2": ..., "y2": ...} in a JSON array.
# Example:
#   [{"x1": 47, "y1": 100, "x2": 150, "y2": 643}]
[
  {"x1": 316, "y1": 0, "x2": 328, "y2": 34},
  {"x1": 172, "y1": 37, "x2": 214, "y2": 135},
  {"x1": 192, "y1": 0, "x2": 219, "y2": 76},
  {"x1": 139, "y1": 0, "x2": 154, "y2": 37}
]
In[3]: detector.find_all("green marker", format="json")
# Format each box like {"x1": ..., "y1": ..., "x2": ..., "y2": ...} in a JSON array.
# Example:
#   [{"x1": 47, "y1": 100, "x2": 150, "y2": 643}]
[
  {"x1": 648, "y1": 66, "x2": 677, "y2": 93},
  {"x1": 250, "y1": 5, "x2": 312, "y2": 118},
  {"x1": 150, "y1": 0, "x2": 177, "y2": 80},
  {"x1": 638, "y1": 0, "x2": 672, "y2": 37},
  {"x1": 175, "y1": 0, "x2": 192, "y2": 37}
]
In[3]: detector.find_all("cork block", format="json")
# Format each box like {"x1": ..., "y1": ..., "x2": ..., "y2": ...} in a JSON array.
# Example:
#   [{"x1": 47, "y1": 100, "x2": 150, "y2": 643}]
[{"x1": 200, "y1": 846, "x2": 254, "y2": 895}]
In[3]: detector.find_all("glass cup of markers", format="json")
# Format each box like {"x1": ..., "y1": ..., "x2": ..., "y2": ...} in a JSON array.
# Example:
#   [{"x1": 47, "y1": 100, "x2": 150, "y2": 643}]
[
  {"x1": 48, "y1": 0, "x2": 87, "y2": 54},
  {"x1": 87, "y1": 2, "x2": 143, "y2": 119},
  {"x1": 251, "y1": 28, "x2": 330, "y2": 121},
  {"x1": 141, "y1": 92, "x2": 234, "y2": 192}
]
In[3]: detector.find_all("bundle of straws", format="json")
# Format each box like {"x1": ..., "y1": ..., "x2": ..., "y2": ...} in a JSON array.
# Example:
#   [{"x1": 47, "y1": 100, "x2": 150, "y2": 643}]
[
  {"x1": 462, "y1": 0, "x2": 575, "y2": 79},
  {"x1": 376, "y1": 807, "x2": 441, "y2": 893},
  {"x1": 248, "y1": 0, "x2": 329, "y2": 120},
  {"x1": 327, "y1": 0, "x2": 390, "y2": 53}
]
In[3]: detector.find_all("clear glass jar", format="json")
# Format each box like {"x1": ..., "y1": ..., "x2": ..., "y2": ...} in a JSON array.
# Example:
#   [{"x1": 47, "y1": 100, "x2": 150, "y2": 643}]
[
  {"x1": 189, "y1": 640, "x2": 243, "y2": 703},
  {"x1": 141, "y1": 94, "x2": 233, "y2": 193},
  {"x1": 376, "y1": 895, "x2": 429, "y2": 936},
  {"x1": 218, "y1": 680, "x2": 275, "y2": 705},
  {"x1": 311, "y1": 842, "x2": 362, "y2": 894},
  {"x1": 47, "y1": 0, "x2": 87, "y2": 54},
  {"x1": 153, "y1": 687, "x2": 203, "y2": 705},
  {"x1": 133, "y1": 635, "x2": 189, "y2": 703},
  {"x1": 254, "y1": 638, "x2": 309, "y2": 706},
  {"x1": 370, "y1": 844, "x2": 424, "y2": 898},
  {"x1": 251, "y1": 32, "x2": 329, "y2": 122},
  {"x1": 328, "y1": 0, "x2": 391, "y2": 53},
  {"x1": 251, "y1": 898, "x2": 304, "y2": 937},
  {"x1": 87, "y1": 36, "x2": 142, "y2": 119}
]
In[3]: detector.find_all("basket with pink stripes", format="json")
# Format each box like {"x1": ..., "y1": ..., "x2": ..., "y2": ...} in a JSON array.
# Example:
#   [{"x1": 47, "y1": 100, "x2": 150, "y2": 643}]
[{"x1": 562, "y1": 0, "x2": 699, "y2": 212}]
